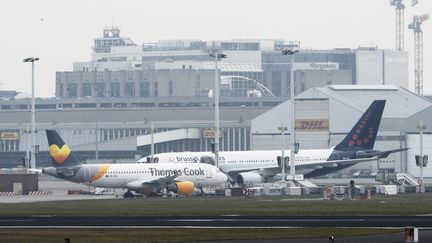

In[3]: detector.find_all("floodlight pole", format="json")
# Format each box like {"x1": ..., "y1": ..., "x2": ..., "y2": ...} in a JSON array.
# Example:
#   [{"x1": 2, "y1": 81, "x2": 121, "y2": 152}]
[
  {"x1": 93, "y1": 65, "x2": 99, "y2": 161},
  {"x1": 279, "y1": 124, "x2": 287, "y2": 181},
  {"x1": 23, "y1": 57, "x2": 39, "y2": 172},
  {"x1": 289, "y1": 52, "x2": 296, "y2": 177},
  {"x1": 151, "y1": 123, "x2": 155, "y2": 162},
  {"x1": 282, "y1": 49, "x2": 299, "y2": 177},
  {"x1": 419, "y1": 120, "x2": 424, "y2": 192},
  {"x1": 215, "y1": 53, "x2": 220, "y2": 168},
  {"x1": 210, "y1": 50, "x2": 226, "y2": 168}
]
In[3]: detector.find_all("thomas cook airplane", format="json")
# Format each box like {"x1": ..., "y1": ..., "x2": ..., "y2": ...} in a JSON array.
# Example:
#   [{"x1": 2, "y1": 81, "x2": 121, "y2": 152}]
[
  {"x1": 138, "y1": 100, "x2": 407, "y2": 185},
  {"x1": 42, "y1": 130, "x2": 228, "y2": 197}
]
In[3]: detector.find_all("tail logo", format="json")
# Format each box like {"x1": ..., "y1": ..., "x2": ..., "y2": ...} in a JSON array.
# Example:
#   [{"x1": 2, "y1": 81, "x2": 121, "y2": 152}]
[
  {"x1": 347, "y1": 111, "x2": 375, "y2": 147},
  {"x1": 49, "y1": 144, "x2": 71, "y2": 164}
]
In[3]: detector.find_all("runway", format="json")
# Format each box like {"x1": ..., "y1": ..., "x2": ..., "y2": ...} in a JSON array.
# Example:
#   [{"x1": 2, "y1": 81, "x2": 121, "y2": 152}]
[{"x1": 1, "y1": 216, "x2": 432, "y2": 228}]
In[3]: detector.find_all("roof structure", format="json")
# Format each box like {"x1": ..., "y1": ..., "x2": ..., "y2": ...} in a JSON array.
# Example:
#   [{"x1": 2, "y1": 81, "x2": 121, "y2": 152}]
[
  {"x1": 252, "y1": 85, "x2": 432, "y2": 134},
  {"x1": 298, "y1": 85, "x2": 431, "y2": 119},
  {"x1": 202, "y1": 62, "x2": 262, "y2": 72}
]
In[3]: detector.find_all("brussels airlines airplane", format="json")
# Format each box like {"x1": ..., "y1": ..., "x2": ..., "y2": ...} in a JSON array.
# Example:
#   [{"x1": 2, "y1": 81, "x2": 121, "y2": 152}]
[
  {"x1": 138, "y1": 100, "x2": 407, "y2": 185},
  {"x1": 42, "y1": 130, "x2": 228, "y2": 197}
]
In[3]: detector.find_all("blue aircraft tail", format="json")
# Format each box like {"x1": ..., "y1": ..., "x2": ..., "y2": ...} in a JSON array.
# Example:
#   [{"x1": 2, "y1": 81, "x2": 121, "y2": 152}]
[{"x1": 333, "y1": 100, "x2": 386, "y2": 151}]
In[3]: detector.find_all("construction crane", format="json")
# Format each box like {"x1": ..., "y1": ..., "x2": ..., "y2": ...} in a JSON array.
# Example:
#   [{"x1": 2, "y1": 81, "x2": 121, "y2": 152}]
[
  {"x1": 408, "y1": 13, "x2": 429, "y2": 96},
  {"x1": 390, "y1": 0, "x2": 406, "y2": 51}
]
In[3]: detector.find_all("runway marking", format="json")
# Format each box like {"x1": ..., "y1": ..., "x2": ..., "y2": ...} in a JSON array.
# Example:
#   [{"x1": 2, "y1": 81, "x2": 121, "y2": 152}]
[
  {"x1": 162, "y1": 219, "x2": 367, "y2": 222},
  {"x1": 0, "y1": 226, "x2": 405, "y2": 229},
  {"x1": 0, "y1": 220, "x2": 35, "y2": 222}
]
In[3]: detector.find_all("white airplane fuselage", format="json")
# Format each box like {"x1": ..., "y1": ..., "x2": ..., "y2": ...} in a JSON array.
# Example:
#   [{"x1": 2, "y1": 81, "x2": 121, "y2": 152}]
[
  {"x1": 43, "y1": 163, "x2": 227, "y2": 189},
  {"x1": 138, "y1": 149, "x2": 335, "y2": 173}
]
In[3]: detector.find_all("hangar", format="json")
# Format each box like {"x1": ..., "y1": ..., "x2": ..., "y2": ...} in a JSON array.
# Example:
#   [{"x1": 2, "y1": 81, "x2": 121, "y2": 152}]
[{"x1": 251, "y1": 85, "x2": 432, "y2": 177}]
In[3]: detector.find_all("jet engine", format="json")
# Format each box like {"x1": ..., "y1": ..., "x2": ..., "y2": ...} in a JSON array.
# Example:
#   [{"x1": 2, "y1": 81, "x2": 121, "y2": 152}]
[
  {"x1": 237, "y1": 172, "x2": 264, "y2": 186},
  {"x1": 166, "y1": 181, "x2": 195, "y2": 195}
]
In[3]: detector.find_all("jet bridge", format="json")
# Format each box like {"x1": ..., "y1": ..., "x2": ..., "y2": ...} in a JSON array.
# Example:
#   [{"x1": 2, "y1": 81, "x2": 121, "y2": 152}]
[{"x1": 137, "y1": 128, "x2": 201, "y2": 147}]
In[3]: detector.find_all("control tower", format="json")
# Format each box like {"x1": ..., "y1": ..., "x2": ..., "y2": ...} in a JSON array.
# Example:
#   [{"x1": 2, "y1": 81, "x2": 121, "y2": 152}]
[{"x1": 93, "y1": 26, "x2": 136, "y2": 53}]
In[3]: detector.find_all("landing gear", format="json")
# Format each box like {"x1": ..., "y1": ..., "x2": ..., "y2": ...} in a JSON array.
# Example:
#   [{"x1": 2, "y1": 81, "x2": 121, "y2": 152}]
[{"x1": 123, "y1": 191, "x2": 134, "y2": 198}]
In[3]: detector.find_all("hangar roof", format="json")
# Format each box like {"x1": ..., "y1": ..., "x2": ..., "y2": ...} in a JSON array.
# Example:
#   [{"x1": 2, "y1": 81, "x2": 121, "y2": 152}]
[
  {"x1": 298, "y1": 85, "x2": 432, "y2": 119},
  {"x1": 252, "y1": 85, "x2": 432, "y2": 135}
]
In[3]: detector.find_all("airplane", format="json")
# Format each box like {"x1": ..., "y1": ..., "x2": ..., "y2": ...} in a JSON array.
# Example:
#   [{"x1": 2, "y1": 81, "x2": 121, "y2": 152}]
[
  {"x1": 138, "y1": 100, "x2": 408, "y2": 185},
  {"x1": 42, "y1": 130, "x2": 228, "y2": 198}
]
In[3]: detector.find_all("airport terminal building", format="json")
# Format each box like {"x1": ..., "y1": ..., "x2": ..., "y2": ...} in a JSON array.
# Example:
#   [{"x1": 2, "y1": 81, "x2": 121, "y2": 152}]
[
  {"x1": 1, "y1": 27, "x2": 429, "y2": 178},
  {"x1": 1, "y1": 85, "x2": 431, "y2": 178}
]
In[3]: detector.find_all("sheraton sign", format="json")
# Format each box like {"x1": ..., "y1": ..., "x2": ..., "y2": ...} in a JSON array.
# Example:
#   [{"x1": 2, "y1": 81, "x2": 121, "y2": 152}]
[{"x1": 294, "y1": 62, "x2": 339, "y2": 71}]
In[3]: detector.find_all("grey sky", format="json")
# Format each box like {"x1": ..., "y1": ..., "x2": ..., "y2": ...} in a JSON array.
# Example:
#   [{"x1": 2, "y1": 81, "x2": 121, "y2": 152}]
[{"x1": 0, "y1": 0, "x2": 430, "y2": 97}]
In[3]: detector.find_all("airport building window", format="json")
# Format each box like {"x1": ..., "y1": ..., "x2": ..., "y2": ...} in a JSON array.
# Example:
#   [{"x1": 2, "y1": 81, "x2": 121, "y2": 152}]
[
  {"x1": 125, "y1": 82, "x2": 135, "y2": 97},
  {"x1": 76, "y1": 103, "x2": 96, "y2": 108},
  {"x1": 154, "y1": 81, "x2": 158, "y2": 97},
  {"x1": 271, "y1": 72, "x2": 282, "y2": 97},
  {"x1": 67, "y1": 83, "x2": 77, "y2": 98},
  {"x1": 100, "y1": 103, "x2": 112, "y2": 108},
  {"x1": 111, "y1": 82, "x2": 120, "y2": 97},
  {"x1": 59, "y1": 83, "x2": 64, "y2": 98},
  {"x1": 96, "y1": 83, "x2": 106, "y2": 98},
  {"x1": 35, "y1": 104, "x2": 56, "y2": 109},
  {"x1": 140, "y1": 82, "x2": 150, "y2": 97},
  {"x1": 169, "y1": 81, "x2": 173, "y2": 96},
  {"x1": 82, "y1": 83, "x2": 92, "y2": 97}
]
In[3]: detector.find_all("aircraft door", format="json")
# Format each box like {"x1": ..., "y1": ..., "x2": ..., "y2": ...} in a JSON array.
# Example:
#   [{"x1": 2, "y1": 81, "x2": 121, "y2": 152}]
[
  {"x1": 84, "y1": 167, "x2": 91, "y2": 180},
  {"x1": 206, "y1": 168, "x2": 212, "y2": 178}
]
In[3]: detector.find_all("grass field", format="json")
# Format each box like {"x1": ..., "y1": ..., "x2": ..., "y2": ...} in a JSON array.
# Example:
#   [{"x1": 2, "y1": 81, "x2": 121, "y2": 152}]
[
  {"x1": 1, "y1": 194, "x2": 426, "y2": 242},
  {"x1": 0, "y1": 193, "x2": 431, "y2": 217},
  {"x1": 0, "y1": 228, "x2": 400, "y2": 243}
]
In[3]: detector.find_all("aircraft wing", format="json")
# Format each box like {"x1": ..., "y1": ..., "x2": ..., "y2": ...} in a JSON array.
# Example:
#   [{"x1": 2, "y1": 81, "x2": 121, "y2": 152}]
[
  {"x1": 126, "y1": 173, "x2": 181, "y2": 190},
  {"x1": 296, "y1": 157, "x2": 377, "y2": 169},
  {"x1": 296, "y1": 148, "x2": 409, "y2": 169},
  {"x1": 223, "y1": 166, "x2": 280, "y2": 178},
  {"x1": 376, "y1": 148, "x2": 409, "y2": 158}
]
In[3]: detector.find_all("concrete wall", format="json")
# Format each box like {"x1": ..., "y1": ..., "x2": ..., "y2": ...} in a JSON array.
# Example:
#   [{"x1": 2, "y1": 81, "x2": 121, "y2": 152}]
[
  {"x1": 0, "y1": 174, "x2": 38, "y2": 194},
  {"x1": 384, "y1": 51, "x2": 409, "y2": 89},
  {"x1": 356, "y1": 51, "x2": 384, "y2": 85}
]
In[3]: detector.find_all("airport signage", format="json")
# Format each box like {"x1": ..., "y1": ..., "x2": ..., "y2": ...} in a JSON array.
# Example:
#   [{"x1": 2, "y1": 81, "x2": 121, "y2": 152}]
[
  {"x1": 295, "y1": 119, "x2": 329, "y2": 131},
  {"x1": 294, "y1": 62, "x2": 339, "y2": 71},
  {"x1": 1, "y1": 132, "x2": 20, "y2": 140},
  {"x1": 202, "y1": 129, "x2": 223, "y2": 139}
]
